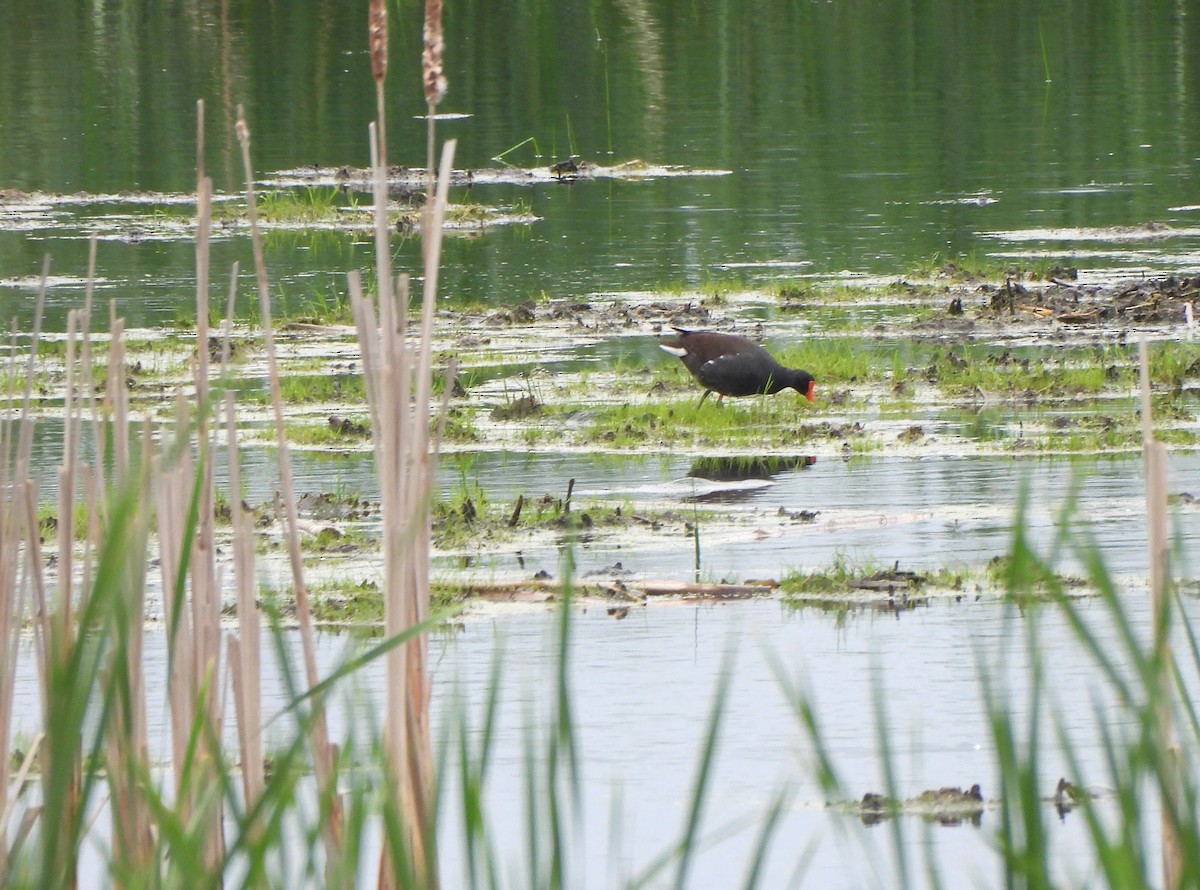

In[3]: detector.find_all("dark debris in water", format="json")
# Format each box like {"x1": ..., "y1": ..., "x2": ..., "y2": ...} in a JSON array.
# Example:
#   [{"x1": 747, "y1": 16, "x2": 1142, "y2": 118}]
[
  {"x1": 848, "y1": 566, "x2": 925, "y2": 592},
  {"x1": 270, "y1": 159, "x2": 732, "y2": 191},
  {"x1": 461, "y1": 576, "x2": 776, "y2": 604},
  {"x1": 854, "y1": 784, "x2": 985, "y2": 827},
  {"x1": 917, "y1": 273, "x2": 1200, "y2": 334},
  {"x1": 294, "y1": 490, "x2": 378, "y2": 521}
]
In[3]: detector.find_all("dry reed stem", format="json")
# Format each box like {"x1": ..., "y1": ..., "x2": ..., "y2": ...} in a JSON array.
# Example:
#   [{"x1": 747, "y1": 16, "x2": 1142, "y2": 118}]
[
  {"x1": 20, "y1": 263, "x2": 85, "y2": 890},
  {"x1": 16, "y1": 256, "x2": 48, "y2": 478},
  {"x1": 0, "y1": 378, "x2": 28, "y2": 876},
  {"x1": 221, "y1": 260, "x2": 240, "y2": 366},
  {"x1": 106, "y1": 419, "x2": 155, "y2": 882},
  {"x1": 1140, "y1": 340, "x2": 1181, "y2": 886},
  {"x1": 226, "y1": 388, "x2": 264, "y2": 807},
  {"x1": 80, "y1": 238, "x2": 105, "y2": 521},
  {"x1": 0, "y1": 306, "x2": 31, "y2": 845},
  {"x1": 196, "y1": 102, "x2": 211, "y2": 411},
  {"x1": 22, "y1": 480, "x2": 47, "y2": 705},
  {"x1": 358, "y1": 138, "x2": 456, "y2": 890},
  {"x1": 219, "y1": 263, "x2": 264, "y2": 809},
  {"x1": 370, "y1": 0, "x2": 388, "y2": 172},
  {"x1": 57, "y1": 309, "x2": 77, "y2": 620},
  {"x1": 0, "y1": 733, "x2": 42, "y2": 842},
  {"x1": 196, "y1": 98, "x2": 205, "y2": 187},
  {"x1": 81, "y1": 466, "x2": 98, "y2": 620},
  {"x1": 406, "y1": 141, "x2": 458, "y2": 809},
  {"x1": 158, "y1": 400, "x2": 198, "y2": 836},
  {"x1": 1139, "y1": 339, "x2": 1182, "y2": 889},
  {"x1": 369, "y1": 123, "x2": 393, "y2": 315},
  {"x1": 423, "y1": 0, "x2": 446, "y2": 198},
  {"x1": 106, "y1": 305, "x2": 129, "y2": 483},
  {"x1": 196, "y1": 175, "x2": 212, "y2": 412},
  {"x1": 189, "y1": 131, "x2": 226, "y2": 867},
  {"x1": 156, "y1": 388, "x2": 227, "y2": 868},
  {"x1": 236, "y1": 106, "x2": 344, "y2": 854},
  {"x1": 157, "y1": 431, "x2": 217, "y2": 860},
  {"x1": 158, "y1": 405, "x2": 193, "y2": 801}
]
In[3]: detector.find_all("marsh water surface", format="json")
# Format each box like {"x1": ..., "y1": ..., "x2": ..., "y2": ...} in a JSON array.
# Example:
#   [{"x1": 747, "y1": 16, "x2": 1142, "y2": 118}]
[{"x1": 4, "y1": 1, "x2": 1200, "y2": 885}]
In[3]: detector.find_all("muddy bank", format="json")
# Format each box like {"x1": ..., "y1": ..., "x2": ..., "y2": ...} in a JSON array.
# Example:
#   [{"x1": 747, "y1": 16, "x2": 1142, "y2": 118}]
[
  {"x1": 913, "y1": 268, "x2": 1200, "y2": 336},
  {"x1": 4, "y1": 266, "x2": 1196, "y2": 467}
]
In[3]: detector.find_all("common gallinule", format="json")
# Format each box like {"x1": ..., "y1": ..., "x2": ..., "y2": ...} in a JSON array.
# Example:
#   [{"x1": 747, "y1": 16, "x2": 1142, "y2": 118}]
[{"x1": 659, "y1": 327, "x2": 815, "y2": 405}]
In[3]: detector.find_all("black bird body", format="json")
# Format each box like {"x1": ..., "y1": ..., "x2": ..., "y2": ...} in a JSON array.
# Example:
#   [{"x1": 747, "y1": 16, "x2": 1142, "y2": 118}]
[{"x1": 659, "y1": 327, "x2": 815, "y2": 404}]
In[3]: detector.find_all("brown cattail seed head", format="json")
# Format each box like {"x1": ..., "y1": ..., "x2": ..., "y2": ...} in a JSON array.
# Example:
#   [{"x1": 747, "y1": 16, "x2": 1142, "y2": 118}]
[
  {"x1": 369, "y1": 0, "x2": 387, "y2": 84},
  {"x1": 422, "y1": 0, "x2": 447, "y2": 106}
]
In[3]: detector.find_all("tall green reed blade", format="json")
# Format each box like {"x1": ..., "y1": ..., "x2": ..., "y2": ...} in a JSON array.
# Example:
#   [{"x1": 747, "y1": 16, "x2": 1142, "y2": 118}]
[
  {"x1": 1172, "y1": 604, "x2": 1200, "y2": 746},
  {"x1": 736, "y1": 790, "x2": 788, "y2": 890},
  {"x1": 548, "y1": 573, "x2": 583, "y2": 890},
  {"x1": 1043, "y1": 556, "x2": 1199, "y2": 887},
  {"x1": 670, "y1": 645, "x2": 734, "y2": 890},
  {"x1": 990, "y1": 447, "x2": 1200, "y2": 888},
  {"x1": 451, "y1": 642, "x2": 506, "y2": 890},
  {"x1": 512, "y1": 549, "x2": 585, "y2": 890},
  {"x1": 522, "y1": 711, "x2": 542, "y2": 889},
  {"x1": 869, "y1": 659, "x2": 914, "y2": 890},
  {"x1": 981, "y1": 606, "x2": 1052, "y2": 890},
  {"x1": 0, "y1": 265, "x2": 45, "y2": 882},
  {"x1": 33, "y1": 456, "x2": 150, "y2": 889}
]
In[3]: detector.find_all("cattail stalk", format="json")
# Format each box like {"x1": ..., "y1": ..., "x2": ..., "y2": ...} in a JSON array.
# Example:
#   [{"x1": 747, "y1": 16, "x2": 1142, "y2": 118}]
[
  {"x1": 367, "y1": 0, "x2": 391, "y2": 337},
  {"x1": 370, "y1": 0, "x2": 388, "y2": 141},
  {"x1": 1140, "y1": 339, "x2": 1182, "y2": 889},
  {"x1": 0, "y1": 270, "x2": 38, "y2": 879},
  {"x1": 236, "y1": 105, "x2": 345, "y2": 858},
  {"x1": 369, "y1": 0, "x2": 390, "y2": 249},
  {"x1": 422, "y1": 0, "x2": 447, "y2": 201},
  {"x1": 218, "y1": 257, "x2": 264, "y2": 813},
  {"x1": 356, "y1": 131, "x2": 457, "y2": 889},
  {"x1": 23, "y1": 260, "x2": 85, "y2": 890},
  {"x1": 106, "y1": 416, "x2": 155, "y2": 885},
  {"x1": 191, "y1": 110, "x2": 226, "y2": 867},
  {"x1": 226, "y1": 395, "x2": 263, "y2": 810}
]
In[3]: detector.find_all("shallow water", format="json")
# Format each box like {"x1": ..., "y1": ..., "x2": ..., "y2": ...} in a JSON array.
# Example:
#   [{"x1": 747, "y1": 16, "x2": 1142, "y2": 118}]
[
  {"x1": 4, "y1": 2, "x2": 1200, "y2": 329},
  {"x1": 24, "y1": 425, "x2": 1176, "y2": 584},
  {"x1": 430, "y1": 449, "x2": 1197, "y2": 581},
  {"x1": 22, "y1": 429, "x2": 1172, "y2": 585},
  {"x1": 431, "y1": 596, "x2": 1181, "y2": 887},
  {"x1": 10, "y1": 593, "x2": 1191, "y2": 887},
  {"x1": 185, "y1": 444, "x2": 1196, "y2": 584}
]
